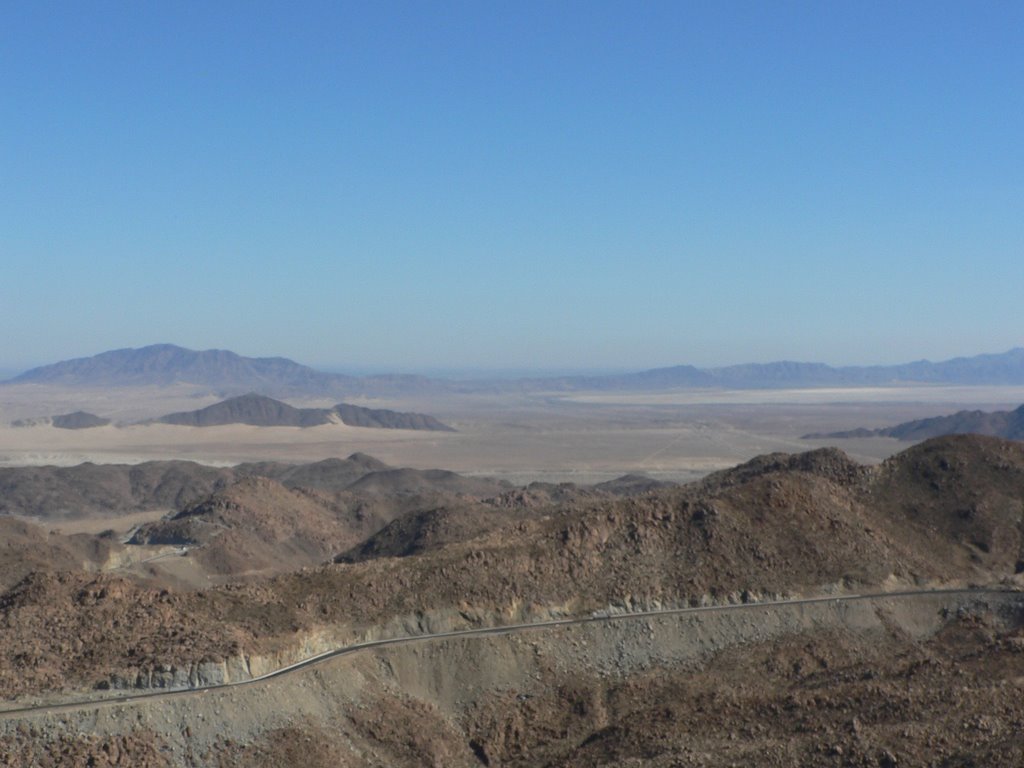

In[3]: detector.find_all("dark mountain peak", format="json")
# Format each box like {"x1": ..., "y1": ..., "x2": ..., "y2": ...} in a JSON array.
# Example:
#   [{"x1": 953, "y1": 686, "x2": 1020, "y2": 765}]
[
  {"x1": 51, "y1": 411, "x2": 110, "y2": 429},
  {"x1": 156, "y1": 394, "x2": 329, "y2": 427},
  {"x1": 153, "y1": 395, "x2": 454, "y2": 431}
]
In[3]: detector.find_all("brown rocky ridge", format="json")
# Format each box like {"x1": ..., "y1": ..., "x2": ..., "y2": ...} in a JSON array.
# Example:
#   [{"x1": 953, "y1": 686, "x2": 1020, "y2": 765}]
[
  {"x1": 0, "y1": 436, "x2": 1022, "y2": 697},
  {"x1": 0, "y1": 452, "x2": 493, "y2": 521},
  {"x1": 1, "y1": 435, "x2": 1024, "y2": 766}
]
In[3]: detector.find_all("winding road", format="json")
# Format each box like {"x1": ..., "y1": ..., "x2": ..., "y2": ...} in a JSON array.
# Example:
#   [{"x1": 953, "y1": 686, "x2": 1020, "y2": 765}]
[{"x1": 0, "y1": 587, "x2": 1018, "y2": 719}]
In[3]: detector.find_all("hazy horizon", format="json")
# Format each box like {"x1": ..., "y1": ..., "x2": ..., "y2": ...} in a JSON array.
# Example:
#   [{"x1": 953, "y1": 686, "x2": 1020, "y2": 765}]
[
  {"x1": 4, "y1": 3, "x2": 1021, "y2": 370},
  {"x1": 3, "y1": 341, "x2": 1023, "y2": 383}
]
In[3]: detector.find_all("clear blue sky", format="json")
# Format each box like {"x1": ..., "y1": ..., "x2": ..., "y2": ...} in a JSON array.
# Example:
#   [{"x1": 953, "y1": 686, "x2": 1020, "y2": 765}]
[{"x1": 2, "y1": 1, "x2": 1022, "y2": 373}]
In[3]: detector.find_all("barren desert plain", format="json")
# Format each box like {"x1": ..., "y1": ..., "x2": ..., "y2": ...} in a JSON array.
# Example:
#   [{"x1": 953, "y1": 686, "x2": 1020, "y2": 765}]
[{"x1": 5, "y1": 382, "x2": 1024, "y2": 482}]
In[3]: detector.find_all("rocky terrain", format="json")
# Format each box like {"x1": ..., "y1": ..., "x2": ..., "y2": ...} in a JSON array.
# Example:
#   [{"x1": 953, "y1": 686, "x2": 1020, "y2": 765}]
[
  {"x1": 0, "y1": 462, "x2": 234, "y2": 524},
  {"x1": 128, "y1": 473, "x2": 510, "y2": 578},
  {"x1": 0, "y1": 453, "x2": 519, "y2": 585},
  {"x1": 0, "y1": 435, "x2": 1023, "y2": 765},
  {"x1": 0, "y1": 453, "x2": 497, "y2": 520},
  {"x1": 0, "y1": 461, "x2": 237, "y2": 520},
  {"x1": 805, "y1": 403, "x2": 1024, "y2": 442}
]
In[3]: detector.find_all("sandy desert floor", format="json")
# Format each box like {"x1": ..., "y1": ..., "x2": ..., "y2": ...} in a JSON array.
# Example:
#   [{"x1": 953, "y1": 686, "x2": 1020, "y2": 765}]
[{"x1": 1, "y1": 383, "x2": 1023, "y2": 484}]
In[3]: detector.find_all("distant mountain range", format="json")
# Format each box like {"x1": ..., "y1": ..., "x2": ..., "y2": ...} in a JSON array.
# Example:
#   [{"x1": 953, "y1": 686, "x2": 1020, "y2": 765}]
[
  {"x1": 546, "y1": 348, "x2": 1024, "y2": 390},
  {"x1": 805, "y1": 404, "x2": 1024, "y2": 442},
  {"x1": 5, "y1": 344, "x2": 1024, "y2": 395},
  {"x1": 154, "y1": 393, "x2": 455, "y2": 431},
  {"x1": 3, "y1": 343, "x2": 433, "y2": 397}
]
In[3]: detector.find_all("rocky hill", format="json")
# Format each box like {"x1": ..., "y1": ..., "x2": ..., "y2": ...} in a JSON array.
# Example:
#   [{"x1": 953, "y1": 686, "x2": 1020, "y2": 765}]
[
  {"x1": 134, "y1": 469, "x2": 512, "y2": 578},
  {"x1": 129, "y1": 477, "x2": 387, "y2": 575},
  {"x1": 155, "y1": 394, "x2": 332, "y2": 427},
  {"x1": 154, "y1": 393, "x2": 454, "y2": 431},
  {"x1": 805, "y1": 403, "x2": 1024, "y2": 441},
  {"x1": 339, "y1": 474, "x2": 674, "y2": 563}
]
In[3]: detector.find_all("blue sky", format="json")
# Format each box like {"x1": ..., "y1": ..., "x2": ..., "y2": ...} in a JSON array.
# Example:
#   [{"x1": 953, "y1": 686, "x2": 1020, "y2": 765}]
[{"x1": 2, "y1": 1, "x2": 1022, "y2": 373}]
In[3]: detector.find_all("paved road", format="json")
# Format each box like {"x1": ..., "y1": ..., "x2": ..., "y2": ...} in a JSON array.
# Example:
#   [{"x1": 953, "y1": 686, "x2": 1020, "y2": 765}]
[{"x1": 0, "y1": 587, "x2": 1018, "y2": 719}]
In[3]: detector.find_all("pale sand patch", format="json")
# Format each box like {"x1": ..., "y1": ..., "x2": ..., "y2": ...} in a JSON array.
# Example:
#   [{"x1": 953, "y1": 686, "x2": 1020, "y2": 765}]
[
  {"x1": 0, "y1": 422, "x2": 445, "y2": 467},
  {"x1": 0, "y1": 419, "x2": 899, "y2": 486}
]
